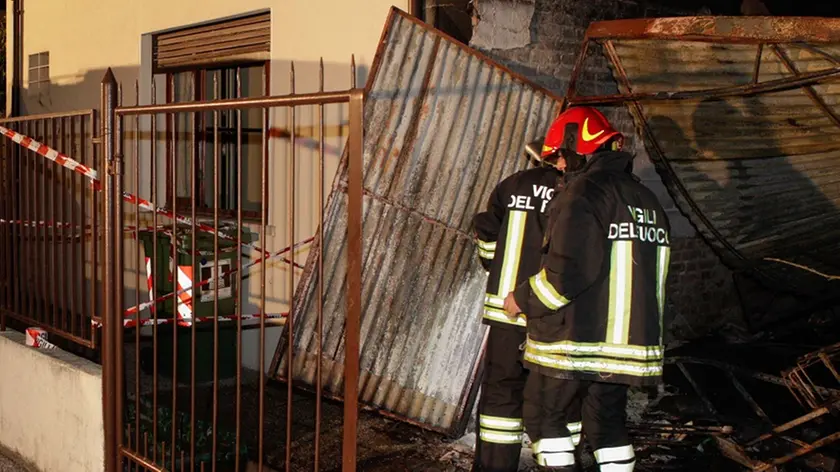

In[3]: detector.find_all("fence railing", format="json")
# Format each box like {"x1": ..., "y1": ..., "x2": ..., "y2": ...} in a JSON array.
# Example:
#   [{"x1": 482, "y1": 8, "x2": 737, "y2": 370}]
[
  {"x1": 0, "y1": 110, "x2": 101, "y2": 348},
  {"x1": 0, "y1": 61, "x2": 365, "y2": 470},
  {"x1": 99, "y1": 62, "x2": 365, "y2": 472}
]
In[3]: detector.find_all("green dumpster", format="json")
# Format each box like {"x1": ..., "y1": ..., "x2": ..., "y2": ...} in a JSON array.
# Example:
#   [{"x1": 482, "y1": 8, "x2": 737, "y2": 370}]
[{"x1": 138, "y1": 224, "x2": 256, "y2": 384}]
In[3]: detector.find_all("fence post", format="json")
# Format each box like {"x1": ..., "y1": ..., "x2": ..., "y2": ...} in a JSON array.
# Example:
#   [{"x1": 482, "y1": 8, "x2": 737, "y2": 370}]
[
  {"x1": 101, "y1": 68, "x2": 119, "y2": 472},
  {"x1": 343, "y1": 88, "x2": 364, "y2": 472}
]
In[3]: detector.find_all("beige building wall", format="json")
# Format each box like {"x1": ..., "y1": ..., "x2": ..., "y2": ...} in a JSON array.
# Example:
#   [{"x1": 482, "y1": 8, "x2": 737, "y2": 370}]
[{"x1": 6, "y1": 0, "x2": 407, "y2": 370}]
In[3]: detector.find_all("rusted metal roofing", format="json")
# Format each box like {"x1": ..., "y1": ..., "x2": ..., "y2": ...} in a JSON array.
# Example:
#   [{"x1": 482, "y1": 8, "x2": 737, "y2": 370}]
[
  {"x1": 565, "y1": 16, "x2": 840, "y2": 297},
  {"x1": 269, "y1": 8, "x2": 561, "y2": 435}
]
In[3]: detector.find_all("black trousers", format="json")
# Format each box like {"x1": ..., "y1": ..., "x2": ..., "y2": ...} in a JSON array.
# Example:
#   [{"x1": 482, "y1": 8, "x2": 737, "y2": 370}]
[
  {"x1": 523, "y1": 374, "x2": 634, "y2": 471},
  {"x1": 474, "y1": 328, "x2": 583, "y2": 472},
  {"x1": 474, "y1": 327, "x2": 529, "y2": 472}
]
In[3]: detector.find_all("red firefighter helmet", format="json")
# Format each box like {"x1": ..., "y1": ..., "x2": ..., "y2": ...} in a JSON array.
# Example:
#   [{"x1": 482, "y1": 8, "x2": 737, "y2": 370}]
[{"x1": 540, "y1": 106, "x2": 623, "y2": 159}]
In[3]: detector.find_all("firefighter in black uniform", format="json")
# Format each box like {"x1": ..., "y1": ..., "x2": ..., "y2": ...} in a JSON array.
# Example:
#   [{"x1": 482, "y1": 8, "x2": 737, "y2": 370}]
[
  {"x1": 503, "y1": 106, "x2": 671, "y2": 472},
  {"x1": 471, "y1": 142, "x2": 583, "y2": 472}
]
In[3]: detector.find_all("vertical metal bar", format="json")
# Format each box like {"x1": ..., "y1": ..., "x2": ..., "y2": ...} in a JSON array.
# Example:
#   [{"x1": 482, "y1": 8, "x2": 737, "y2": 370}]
[
  {"x1": 11, "y1": 125, "x2": 19, "y2": 321},
  {"x1": 211, "y1": 71, "x2": 220, "y2": 472},
  {"x1": 78, "y1": 113, "x2": 86, "y2": 337},
  {"x1": 169, "y1": 73, "x2": 179, "y2": 472},
  {"x1": 86, "y1": 110, "x2": 96, "y2": 343},
  {"x1": 234, "y1": 67, "x2": 243, "y2": 472},
  {"x1": 10, "y1": 122, "x2": 15, "y2": 321},
  {"x1": 21, "y1": 118, "x2": 26, "y2": 320},
  {"x1": 37, "y1": 119, "x2": 44, "y2": 323},
  {"x1": 150, "y1": 76, "x2": 160, "y2": 464},
  {"x1": 0, "y1": 135, "x2": 6, "y2": 330},
  {"x1": 0, "y1": 135, "x2": 6, "y2": 331},
  {"x1": 31, "y1": 120, "x2": 38, "y2": 321},
  {"x1": 198, "y1": 71, "x2": 207, "y2": 212},
  {"x1": 101, "y1": 67, "x2": 119, "y2": 472},
  {"x1": 50, "y1": 118, "x2": 58, "y2": 328},
  {"x1": 285, "y1": 61, "x2": 296, "y2": 472},
  {"x1": 314, "y1": 57, "x2": 325, "y2": 472},
  {"x1": 32, "y1": 120, "x2": 39, "y2": 321},
  {"x1": 17, "y1": 123, "x2": 23, "y2": 321},
  {"x1": 59, "y1": 116, "x2": 67, "y2": 333},
  {"x1": 3, "y1": 129, "x2": 7, "y2": 325},
  {"x1": 71, "y1": 116, "x2": 80, "y2": 336},
  {"x1": 8, "y1": 126, "x2": 15, "y2": 323},
  {"x1": 21, "y1": 121, "x2": 29, "y2": 320},
  {"x1": 126, "y1": 424, "x2": 132, "y2": 472},
  {"x1": 36, "y1": 119, "x2": 42, "y2": 324},
  {"x1": 115, "y1": 82, "x2": 127, "y2": 472},
  {"x1": 25, "y1": 120, "x2": 32, "y2": 320},
  {"x1": 0, "y1": 136, "x2": 6, "y2": 328},
  {"x1": 352, "y1": 55, "x2": 357, "y2": 89},
  {"x1": 134, "y1": 80, "x2": 142, "y2": 464},
  {"x1": 190, "y1": 71, "x2": 198, "y2": 472},
  {"x1": 343, "y1": 85, "x2": 365, "y2": 472},
  {"x1": 33, "y1": 119, "x2": 40, "y2": 322},
  {"x1": 259, "y1": 76, "x2": 269, "y2": 472}
]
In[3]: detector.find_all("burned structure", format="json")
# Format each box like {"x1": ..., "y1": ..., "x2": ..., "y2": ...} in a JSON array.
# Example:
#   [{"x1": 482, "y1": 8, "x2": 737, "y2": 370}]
[{"x1": 538, "y1": 15, "x2": 840, "y2": 471}]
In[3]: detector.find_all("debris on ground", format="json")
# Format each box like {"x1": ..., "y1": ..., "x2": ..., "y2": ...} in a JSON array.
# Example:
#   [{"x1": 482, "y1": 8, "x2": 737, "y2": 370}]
[{"x1": 122, "y1": 313, "x2": 840, "y2": 471}]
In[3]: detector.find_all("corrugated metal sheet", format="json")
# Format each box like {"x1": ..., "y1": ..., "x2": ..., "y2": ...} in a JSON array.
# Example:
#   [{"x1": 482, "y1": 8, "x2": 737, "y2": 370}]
[
  {"x1": 269, "y1": 8, "x2": 561, "y2": 435},
  {"x1": 567, "y1": 16, "x2": 840, "y2": 297}
]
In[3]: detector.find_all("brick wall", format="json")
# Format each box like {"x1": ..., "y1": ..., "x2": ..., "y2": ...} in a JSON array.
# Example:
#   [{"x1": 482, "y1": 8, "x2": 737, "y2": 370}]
[{"x1": 470, "y1": 0, "x2": 746, "y2": 342}]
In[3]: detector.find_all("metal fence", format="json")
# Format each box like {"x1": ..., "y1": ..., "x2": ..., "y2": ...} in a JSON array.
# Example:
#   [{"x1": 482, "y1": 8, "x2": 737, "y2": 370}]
[
  {"x1": 0, "y1": 62, "x2": 364, "y2": 470},
  {"x1": 99, "y1": 61, "x2": 364, "y2": 472},
  {"x1": 0, "y1": 110, "x2": 101, "y2": 348}
]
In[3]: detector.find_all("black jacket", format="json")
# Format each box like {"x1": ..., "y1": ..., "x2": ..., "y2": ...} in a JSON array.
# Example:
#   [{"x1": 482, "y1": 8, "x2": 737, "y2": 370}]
[
  {"x1": 513, "y1": 152, "x2": 671, "y2": 386},
  {"x1": 473, "y1": 166, "x2": 562, "y2": 330}
]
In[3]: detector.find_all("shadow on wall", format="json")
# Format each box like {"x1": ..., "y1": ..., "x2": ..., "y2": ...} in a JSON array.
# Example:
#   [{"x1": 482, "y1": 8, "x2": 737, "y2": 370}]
[
  {"x1": 20, "y1": 61, "x2": 370, "y2": 115},
  {"x1": 646, "y1": 94, "x2": 840, "y2": 329}
]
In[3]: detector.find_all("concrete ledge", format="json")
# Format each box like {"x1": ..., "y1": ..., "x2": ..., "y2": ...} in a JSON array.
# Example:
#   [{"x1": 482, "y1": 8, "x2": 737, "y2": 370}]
[{"x1": 0, "y1": 331, "x2": 104, "y2": 472}]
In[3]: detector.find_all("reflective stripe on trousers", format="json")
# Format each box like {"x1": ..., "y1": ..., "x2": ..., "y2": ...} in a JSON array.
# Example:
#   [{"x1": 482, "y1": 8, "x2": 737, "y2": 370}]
[
  {"x1": 479, "y1": 414, "x2": 524, "y2": 445},
  {"x1": 533, "y1": 437, "x2": 575, "y2": 468},
  {"x1": 568, "y1": 421, "x2": 582, "y2": 447},
  {"x1": 594, "y1": 445, "x2": 635, "y2": 472}
]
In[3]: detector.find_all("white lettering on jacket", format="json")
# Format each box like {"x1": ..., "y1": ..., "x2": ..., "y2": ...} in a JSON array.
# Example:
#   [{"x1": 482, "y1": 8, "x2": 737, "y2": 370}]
[
  {"x1": 607, "y1": 206, "x2": 669, "y2": 244},
  {"x1": 507, "y1": 185, "x2": 555, "y2": 213}
]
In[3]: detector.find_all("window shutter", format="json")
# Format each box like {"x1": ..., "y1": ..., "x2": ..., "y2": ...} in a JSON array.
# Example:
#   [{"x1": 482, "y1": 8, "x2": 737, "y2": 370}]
[{"x1": 153, "y1": 13, "x2": 270, "y2": 71}]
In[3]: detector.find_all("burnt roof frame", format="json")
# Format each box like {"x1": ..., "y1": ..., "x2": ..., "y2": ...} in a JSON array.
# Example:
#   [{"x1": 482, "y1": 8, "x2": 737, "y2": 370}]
[{"x1": 561, "y1": 16, "x2": 840, "y2": 291}]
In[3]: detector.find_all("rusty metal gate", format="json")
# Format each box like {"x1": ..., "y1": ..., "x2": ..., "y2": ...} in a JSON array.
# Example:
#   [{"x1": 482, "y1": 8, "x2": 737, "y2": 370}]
[
  {"x1": 0, "y1": 110, "x2": 101, "y2": 348},
  {"x1": 99, "y1": 61, "x2": 365, "y2": 471}
]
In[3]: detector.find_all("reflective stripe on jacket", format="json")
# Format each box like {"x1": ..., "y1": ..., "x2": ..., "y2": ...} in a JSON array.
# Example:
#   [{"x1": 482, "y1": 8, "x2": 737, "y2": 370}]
[
  {"x1": 473, "y1": 166, "x2": 561, "y2": 330},
  {"x1": 513, "y1": 151, "x2": 671, "y2": 386}
]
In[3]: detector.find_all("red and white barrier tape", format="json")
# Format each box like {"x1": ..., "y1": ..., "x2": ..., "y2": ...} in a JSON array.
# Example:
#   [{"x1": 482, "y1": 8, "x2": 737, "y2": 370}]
[
  {"x1": 0, "y1": 125, "x2": 272, "y2": 258},
  {"x1": 1, "y1": 122, "x2": 312, "y2": 326},
  {"x1": 25, "y1": 327, "x2": 58, "y2": 349},
  {"x1": 124, "y1": 236, "x2": 314, "y2": 316},
  {"x1": 145, "y1": 256, "x2": 156, "y2": 315},
  {"x1": 175, "y1": 265, "x2": 194, "y2": 321},
  {"x1": 0, "y1": 125, "x2": 99, "y2": 182}
]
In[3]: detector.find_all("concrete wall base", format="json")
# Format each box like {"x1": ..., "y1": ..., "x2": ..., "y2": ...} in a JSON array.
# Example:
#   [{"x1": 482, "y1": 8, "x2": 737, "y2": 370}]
[{"x1": 0, "y1": 331, "x2": 104, "y2": 472}]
